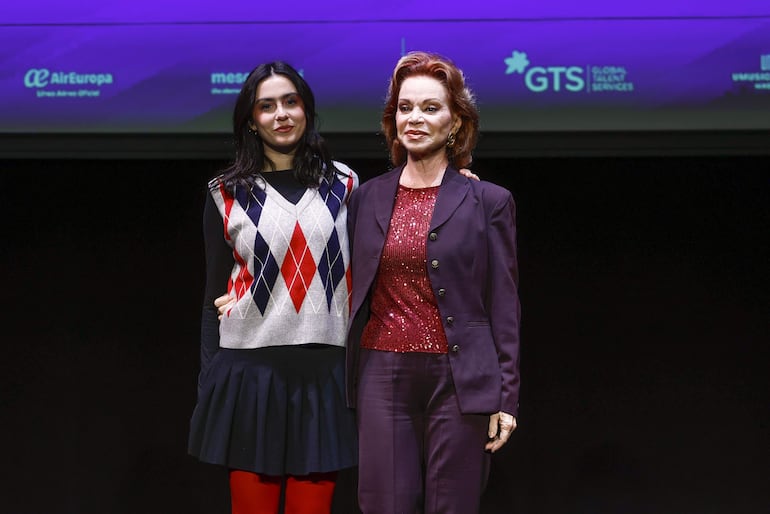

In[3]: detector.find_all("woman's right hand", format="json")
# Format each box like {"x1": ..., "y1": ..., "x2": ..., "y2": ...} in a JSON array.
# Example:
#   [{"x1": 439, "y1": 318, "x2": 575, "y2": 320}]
[
  {"x1": 214, "y1": 293, "x2": 236, "y2": 320},
  {"x1": 459, "y1": 168, "x2": 480, "y2": 181}
]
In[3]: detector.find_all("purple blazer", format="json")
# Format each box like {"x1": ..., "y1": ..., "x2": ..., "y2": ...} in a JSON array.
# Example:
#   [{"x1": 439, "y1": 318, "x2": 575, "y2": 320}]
[{"x1": 346, "y1": 165, "x2": 521, "y2": 416}]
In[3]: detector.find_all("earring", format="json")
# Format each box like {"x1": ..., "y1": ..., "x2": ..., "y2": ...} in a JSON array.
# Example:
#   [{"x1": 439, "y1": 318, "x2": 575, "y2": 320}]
[{"x1": 446, "y1": 132, "x2": 456, "y2": 148}]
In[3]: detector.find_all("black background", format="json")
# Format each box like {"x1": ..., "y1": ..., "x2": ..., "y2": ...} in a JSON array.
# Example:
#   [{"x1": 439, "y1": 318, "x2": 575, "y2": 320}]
[{"x1": 0, "y1": 150, "x2": 767, "y2": 513}]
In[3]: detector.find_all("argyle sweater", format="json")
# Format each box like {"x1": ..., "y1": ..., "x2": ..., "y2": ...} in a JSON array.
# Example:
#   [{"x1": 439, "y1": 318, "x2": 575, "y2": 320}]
[{"x1": 202, "y1": 162, "x2": 358, "y2": 356}]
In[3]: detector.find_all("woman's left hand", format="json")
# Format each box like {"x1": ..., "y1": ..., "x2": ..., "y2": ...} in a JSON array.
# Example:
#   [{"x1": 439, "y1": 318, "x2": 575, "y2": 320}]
[
  {"x1": 214, "y1": 293, "x2": 236, "y2": 320},
  {"x1": 485, "y1": 411, "x2": 517, "y2": 453}
]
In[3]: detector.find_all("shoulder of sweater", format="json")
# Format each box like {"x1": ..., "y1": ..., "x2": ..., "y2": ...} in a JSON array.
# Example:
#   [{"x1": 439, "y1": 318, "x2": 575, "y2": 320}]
[{"x1": 332, "y1": 160, "x2": 358, "y2": 180}]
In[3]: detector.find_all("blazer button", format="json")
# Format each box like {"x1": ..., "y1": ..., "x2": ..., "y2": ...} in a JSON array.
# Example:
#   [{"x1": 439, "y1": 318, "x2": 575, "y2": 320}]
[
  {"x1": 429, "y1": 232, "x2": 438, "y2": 241},
  {"x1": 431, "y1": 259, "x2": 439, "y2": 269},
  {"x1": 451, "y1": 344, "x2": 460, "y2": 353},
  {"x1": 446, "y1": 316, "x2": 454, "y2": 325},
  {"x1": 438, "y1": 288, "x2": 446, "y2": 297}
]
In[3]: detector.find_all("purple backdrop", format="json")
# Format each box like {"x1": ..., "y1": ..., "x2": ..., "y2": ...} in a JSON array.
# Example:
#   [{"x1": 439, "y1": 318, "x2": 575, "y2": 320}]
[{"x1": 2, "y1": 2, "x2": 769, "y2": 132}]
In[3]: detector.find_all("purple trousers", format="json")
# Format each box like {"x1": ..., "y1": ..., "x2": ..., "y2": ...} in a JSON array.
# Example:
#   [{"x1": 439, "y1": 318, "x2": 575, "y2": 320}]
[{"x1": 356, "y1": 349, "x2": 491, "y2": 514}]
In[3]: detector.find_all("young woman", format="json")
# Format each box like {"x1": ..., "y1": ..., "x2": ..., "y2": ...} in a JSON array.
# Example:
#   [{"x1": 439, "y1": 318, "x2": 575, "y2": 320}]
[{"x1": 188, "y1": 61, "x2": 358, "y2": 514}]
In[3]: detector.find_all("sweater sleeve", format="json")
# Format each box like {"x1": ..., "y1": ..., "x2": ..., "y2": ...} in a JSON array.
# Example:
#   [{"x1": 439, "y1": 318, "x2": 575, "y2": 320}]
[{"x1": 199, "y1": 191, "x2": 233, "y2": 390}]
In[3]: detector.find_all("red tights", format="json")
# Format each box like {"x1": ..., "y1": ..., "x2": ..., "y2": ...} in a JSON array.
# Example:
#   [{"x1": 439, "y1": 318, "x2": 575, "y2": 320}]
[{"x1": 229, "y1": 470, "x2": 337, "y2": 514}]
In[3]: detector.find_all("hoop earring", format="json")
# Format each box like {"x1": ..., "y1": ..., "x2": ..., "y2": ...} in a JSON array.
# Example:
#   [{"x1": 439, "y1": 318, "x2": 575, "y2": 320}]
[{"x1": 446, "y1": 132, "x2": 456, "y2": 148}]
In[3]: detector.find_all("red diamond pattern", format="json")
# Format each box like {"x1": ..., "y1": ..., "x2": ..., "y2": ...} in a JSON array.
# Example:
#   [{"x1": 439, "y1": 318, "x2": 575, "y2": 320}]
[{"x1": 281, "y1": 222, "x2": 318, "y2": 312}]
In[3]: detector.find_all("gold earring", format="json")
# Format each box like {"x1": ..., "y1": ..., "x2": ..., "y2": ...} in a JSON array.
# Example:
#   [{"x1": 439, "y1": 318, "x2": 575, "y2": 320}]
[{"x1": 446, "y1": 132, "x2": 456, "y2": 148}]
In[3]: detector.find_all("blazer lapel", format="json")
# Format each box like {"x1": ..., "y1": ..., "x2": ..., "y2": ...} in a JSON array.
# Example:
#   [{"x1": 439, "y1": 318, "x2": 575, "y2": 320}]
[
  {"x1": 430, "y1": 166, "x2": 470, "y2": 231},
  {"x1": 351, "y1": 167, "x2": 401, "y2": 315},
  {"x1": 373, "y1": 166, "x2": 403, "y2": 235}
]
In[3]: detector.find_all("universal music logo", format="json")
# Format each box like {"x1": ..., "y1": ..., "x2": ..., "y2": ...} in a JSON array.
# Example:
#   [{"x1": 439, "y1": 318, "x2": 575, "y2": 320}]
[{"x1": 731, "y1": 54, "x2": 770, "y2": 90}]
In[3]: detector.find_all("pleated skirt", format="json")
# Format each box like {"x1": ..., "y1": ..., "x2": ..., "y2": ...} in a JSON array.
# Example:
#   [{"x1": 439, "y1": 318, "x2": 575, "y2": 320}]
[{"x1": 188, "y1": 345, "x2": 358, "y2": 476}]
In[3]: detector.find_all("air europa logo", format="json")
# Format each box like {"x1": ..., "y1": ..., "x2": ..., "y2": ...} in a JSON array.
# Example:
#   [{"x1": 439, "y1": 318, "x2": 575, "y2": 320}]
[
  {"x1": 24, "y1": 69, "x2": 50, "y2": 88},
  {"x1": 24, "y1": 68, "x2": 113, "y2": 88},
  {"x1": 503, "y1": 51, "x2": 585, "y2": 93}
]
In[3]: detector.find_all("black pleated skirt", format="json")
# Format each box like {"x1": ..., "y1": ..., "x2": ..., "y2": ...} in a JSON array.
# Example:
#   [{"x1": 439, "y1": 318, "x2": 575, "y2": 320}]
[{"x1": 188, "y1": 345, "x2": 358, "y2": 476}]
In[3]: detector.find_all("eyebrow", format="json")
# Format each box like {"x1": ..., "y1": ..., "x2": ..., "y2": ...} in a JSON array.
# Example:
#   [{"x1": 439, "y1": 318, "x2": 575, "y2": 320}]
[
  {"x1": 255, "y1": 92, "x2": 299, "y2": 103},
  {"x1": 398, "y1": 98, "x2": 444, "y2": 103}
]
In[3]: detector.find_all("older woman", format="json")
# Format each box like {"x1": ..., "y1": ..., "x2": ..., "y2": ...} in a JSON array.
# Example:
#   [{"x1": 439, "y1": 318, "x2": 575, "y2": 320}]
[{"x1": 346, "y1": 51, "x2": 521, "y2": 514}]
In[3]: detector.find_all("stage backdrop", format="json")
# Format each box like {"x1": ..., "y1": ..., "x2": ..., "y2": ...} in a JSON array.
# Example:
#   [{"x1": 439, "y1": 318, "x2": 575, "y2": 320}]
[{"x1": 2, "y1": 1, "x2": 770, "y2": 135}]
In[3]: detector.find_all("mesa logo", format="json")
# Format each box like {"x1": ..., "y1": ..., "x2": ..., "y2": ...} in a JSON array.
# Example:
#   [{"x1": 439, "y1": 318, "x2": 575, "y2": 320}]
[
  {"x1": 210, "y1": 72, "x2": 250, "y2": 85},
  {"x1": 503, "y1": 51, "x2": 585, "y2": 93},
  {"x1": 210, "y1": 71, "x2": 250, "y2": 95}
]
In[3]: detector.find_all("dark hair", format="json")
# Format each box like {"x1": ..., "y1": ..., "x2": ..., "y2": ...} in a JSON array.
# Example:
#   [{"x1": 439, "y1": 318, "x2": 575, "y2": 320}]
[
  {"x1": 219, "y1": 61, "x2": 335, "y2": 190},
  {"x1": 381, "y1": 51, "x2": 479, "y2": 168}
]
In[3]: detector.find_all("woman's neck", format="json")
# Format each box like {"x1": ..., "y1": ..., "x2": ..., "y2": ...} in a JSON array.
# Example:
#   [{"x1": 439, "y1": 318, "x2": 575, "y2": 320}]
[
  {"x1": 262, "y1": 147, "x2": 294, "y2": 172},
  {"x1": 400, "y1": 153, "x2": 448, "y2": 188}
]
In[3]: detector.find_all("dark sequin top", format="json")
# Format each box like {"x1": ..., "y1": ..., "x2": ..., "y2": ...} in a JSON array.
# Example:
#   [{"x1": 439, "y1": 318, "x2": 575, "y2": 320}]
[{"x1": 360, "y1": 184, "x2": 449, "y2": 354}]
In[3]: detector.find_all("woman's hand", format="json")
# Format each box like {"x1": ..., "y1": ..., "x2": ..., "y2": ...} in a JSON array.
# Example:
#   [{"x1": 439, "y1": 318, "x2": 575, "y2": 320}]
[
  {"x1": 214, "y1": 293, "x2": 236, "y2": 320},
  {"x1": 485, "y1": 411, "x2": 517, "y2": 453},
  {"x1": 459, "y1": 168, "x2": 480, "y2": 181}
]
